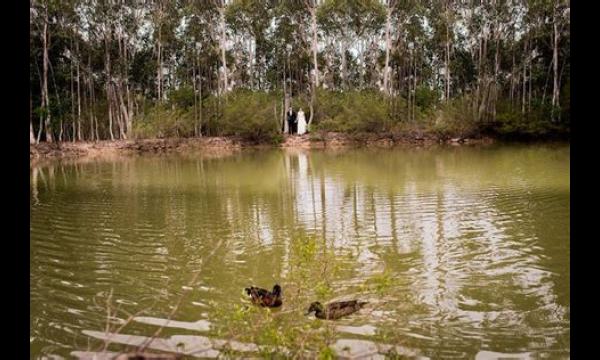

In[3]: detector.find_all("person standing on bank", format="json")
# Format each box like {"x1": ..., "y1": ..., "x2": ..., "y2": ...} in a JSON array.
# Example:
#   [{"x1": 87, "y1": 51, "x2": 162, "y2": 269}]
[
  {"x1": 287, "y1": 107, "x2": 297, "y2": 135},
  {"x1": 297, "y1": 108, "x2": 307, "y2": 135}
]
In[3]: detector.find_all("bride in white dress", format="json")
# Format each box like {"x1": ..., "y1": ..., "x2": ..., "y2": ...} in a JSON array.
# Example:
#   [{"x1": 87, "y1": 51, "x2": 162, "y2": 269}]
[{"x1": 297, "y1": 108, "x2": 307, "y2": 135}]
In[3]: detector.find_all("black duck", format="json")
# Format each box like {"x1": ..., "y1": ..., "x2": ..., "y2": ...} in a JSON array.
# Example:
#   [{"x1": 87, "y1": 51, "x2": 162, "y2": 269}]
[
  {"x1": 305, "y1": 300, "x2": 367, "y2": 320},
  {"x1": 244, "y1": 284, "x2": 282, "y2": 307}
]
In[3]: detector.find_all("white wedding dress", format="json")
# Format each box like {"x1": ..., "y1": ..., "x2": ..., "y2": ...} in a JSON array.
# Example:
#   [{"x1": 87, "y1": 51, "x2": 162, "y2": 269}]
[{"x1": 297, "y1": 110, "x2": 307, "y2": 135}]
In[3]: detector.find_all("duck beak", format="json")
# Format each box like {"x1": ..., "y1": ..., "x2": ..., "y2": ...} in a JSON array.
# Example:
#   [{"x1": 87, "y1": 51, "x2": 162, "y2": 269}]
[{"x1": 304, "y1": 311, "x2": 311, "y2": 316}]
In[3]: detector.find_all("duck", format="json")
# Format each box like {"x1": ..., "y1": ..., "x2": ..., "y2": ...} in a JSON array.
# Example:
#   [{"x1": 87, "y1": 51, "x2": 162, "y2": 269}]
[
  {"x1": 115, "y1": 353, "x2": 181, "y2": 360},
  {"x1": 305, "y1": 300, "x2": 367, "y2": 320},
  {"x1": 244, "y1": 284, "x2": 282, "y2": 308}
]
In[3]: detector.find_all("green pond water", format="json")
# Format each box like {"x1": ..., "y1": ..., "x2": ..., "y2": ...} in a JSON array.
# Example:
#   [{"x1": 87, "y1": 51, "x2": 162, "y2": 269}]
[{"x1": 30, "y1": 144, "x2": 570, "y2": 359}]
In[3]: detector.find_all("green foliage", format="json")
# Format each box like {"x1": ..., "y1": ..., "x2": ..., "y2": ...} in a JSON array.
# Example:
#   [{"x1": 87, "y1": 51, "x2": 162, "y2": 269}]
[
  {"x1": 168, "y1": 86, "x2": 195, "y2": 110},
  {"x1": 315, "y1": 280, "x2": 333, "y2": 299},
  {"x1": 219, "y1": 89, "x2": 282, "y2": 143},
  {"x1": 30, "y1": 0, "x2": 569, "y2": 142},
  {"x1": 318, "y1": 346, "x2": 336, "y2": 360},
  {"x1": 490, "y1": 100, "x2": 568, "y2": 138},
  {"x1": 130, "y1": 48, "x2": 156, "y2": 95},
  {"x1": 560, "y1": 79, "x2": 570, "y2": 126},
  {"x1": 426, "y1": 98, "x2": 478, "y2": 138},
  {"x1": 133, "y1": 90, "x2": 286, "y2": 143},
  {"x1": 318, "y1": 0, "x2": 386, "y2": 41},
  {"x1": 313, "y1": 90, "x2": 392, "y2": 134},
  {"x1": 133, "y1": 105, "x2": 195, "y2": 139},
  {"x1": 414, "y1": 85, "x2": 440, "y2": 110},
  {"x1": 33, "y1": 106, "x2": 48, "y2": 120},
  {"x1": 369, "y1": 269, "x2": 395, "y2": 294},
  {"x1": 289, "y1": 234, "x2": 319, "y2": 284}
]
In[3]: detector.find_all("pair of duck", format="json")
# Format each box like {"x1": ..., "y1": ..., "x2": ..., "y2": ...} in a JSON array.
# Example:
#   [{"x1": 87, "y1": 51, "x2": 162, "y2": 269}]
[{"x1": 244, "y1": 284, "x2": 367, "y2": 320}]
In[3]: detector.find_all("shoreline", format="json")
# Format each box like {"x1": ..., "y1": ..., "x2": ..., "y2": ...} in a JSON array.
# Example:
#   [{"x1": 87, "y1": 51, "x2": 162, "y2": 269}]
[{"x1": 30, "y1": 132, "x2": 561, "y2": 163}]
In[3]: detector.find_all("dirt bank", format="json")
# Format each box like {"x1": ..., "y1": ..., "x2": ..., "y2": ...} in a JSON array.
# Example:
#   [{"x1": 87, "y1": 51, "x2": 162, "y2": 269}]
[
  {"x1": 30, "y1": 137, "x2": 242, "y2": 160},
  {"x1": 30, "y1": 132, "x2": 494, "y2": 162}
]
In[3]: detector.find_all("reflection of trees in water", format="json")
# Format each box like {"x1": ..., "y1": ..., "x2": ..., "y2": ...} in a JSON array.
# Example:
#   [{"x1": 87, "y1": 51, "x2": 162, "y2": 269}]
[
  {"x1": 285, "y1": 148, "x2": 568, "y2": 353},
  {"x1": 30, "y1": 146, "x2": 569, "y2": 356},
  {"x1": 486, "y1": 187, "x2": 570, "y2": 322},
  {"x1": 31, "y1": 166, "x2": 40, "y2": 205}
]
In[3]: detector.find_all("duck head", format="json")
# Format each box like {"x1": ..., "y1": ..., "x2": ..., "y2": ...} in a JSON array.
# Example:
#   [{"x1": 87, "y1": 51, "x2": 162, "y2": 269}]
[
  {"x1": 305, "y1": 301, "x2": 323, "y2": 316},
  {"x1": 272, "y1": 284, "x2": 282, "y2": 297}
]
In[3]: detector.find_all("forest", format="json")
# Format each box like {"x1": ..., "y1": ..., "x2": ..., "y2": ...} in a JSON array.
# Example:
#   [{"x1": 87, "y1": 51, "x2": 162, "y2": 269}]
[{"x1": 30, "y1": 0, "x2": 570, "y2": 144}]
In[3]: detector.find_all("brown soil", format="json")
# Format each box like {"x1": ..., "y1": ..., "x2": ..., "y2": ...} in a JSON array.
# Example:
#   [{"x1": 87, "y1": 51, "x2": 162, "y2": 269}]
[{"x1": 30, "y1": 133, "x2": 494, "y2": 162}]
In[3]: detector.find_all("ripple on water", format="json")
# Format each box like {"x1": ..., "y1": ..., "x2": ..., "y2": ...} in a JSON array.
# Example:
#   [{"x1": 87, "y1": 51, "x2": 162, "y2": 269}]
[{"x1": 31, "y1": 147, "x2": 570, "y2": 358}]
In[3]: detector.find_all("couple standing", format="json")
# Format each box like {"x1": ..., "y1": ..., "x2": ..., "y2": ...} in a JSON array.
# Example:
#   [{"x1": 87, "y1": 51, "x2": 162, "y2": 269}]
[{"x1": 286, "y1": 107, "x2": 307, "y2": 135}]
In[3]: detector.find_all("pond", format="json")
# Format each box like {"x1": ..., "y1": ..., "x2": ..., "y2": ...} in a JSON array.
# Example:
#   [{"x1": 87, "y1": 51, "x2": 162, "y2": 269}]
[{"x1": 30, "y1": 144, "x2": 570, "y2": 359}]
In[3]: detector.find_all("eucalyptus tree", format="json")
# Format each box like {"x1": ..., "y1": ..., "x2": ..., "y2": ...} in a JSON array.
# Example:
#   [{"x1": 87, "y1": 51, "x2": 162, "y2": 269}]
[
  {"x1": 382, "y1": 0, "x2": 417, "y2": 98},
  {"x1": 551, "y1": 0, "x2": 569, "y2": 120},
  {"x1": 301, "y1": 0, "x2": 323, "y2": 126},
  {"x1": 180, "y1": 0, "x2": 221, "y2": 135},
  {"x1": 28, "y1": 0, "x2": 570, "y2": 142},
  {"x1": 318, "y1": 0, "x2": 353, "y2": 89},
  {"x1": 304, "y1": 0, "x2": 321, "y2": 88},
  {"x1": 30, "y1": 0, "x2": 38, "y2": 144},
  {"x1": 402, "y1": 2, "x2": 428, "y2": 122},
  {"x1": 31, "y1": 0, "x2": 53, "y2": 142},
  {"x1": 318, "y1": 0, "x2": 384, "y2": 89},
  {"x1": 112, "y1": 0, "x2": 147, "y2": 138},
  {"x1": 214, "y1": 0, "x2": 231, "y2": 94},
  {"x1": 382, "y1": 0, "x2": 395, "y2": 95},
  {"x1": 347, "y1": 0, "x2": 385, "y2": 88},
  {"x1": 426, "y1": 0, "x2": 456, "y2": 102},
  {"x1": 270, "y1": 1, "x2": 315, "y2": 124},
  {"x1": 227, "y1": 0, "x2": 274, "y2": 90},
  {"x1": 149, "y1": 0, "x2": 181, "y2": 102}
]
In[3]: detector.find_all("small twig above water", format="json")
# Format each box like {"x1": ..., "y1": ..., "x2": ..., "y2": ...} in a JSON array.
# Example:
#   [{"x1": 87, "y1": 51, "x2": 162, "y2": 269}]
[
  {"x1": 138, "y1": 238, "x2": 225, "y2": 353},
  {"x1": 87, "y1": 238, "x2": 225, "y2": 359}
]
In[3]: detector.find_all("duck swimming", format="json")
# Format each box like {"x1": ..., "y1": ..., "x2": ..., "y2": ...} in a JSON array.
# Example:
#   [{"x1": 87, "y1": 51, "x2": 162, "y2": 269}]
[
  {"x1": 305, "y1": 300, "x2": 367, "y2": 320},
  {"x1": 244, "y1": 284, "x2": 282, "y2": 307}
]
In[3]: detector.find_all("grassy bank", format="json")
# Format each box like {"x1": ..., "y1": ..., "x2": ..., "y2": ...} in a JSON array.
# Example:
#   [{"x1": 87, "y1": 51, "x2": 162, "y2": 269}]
[
  {"x1": 130, "y1": 89, "x2": 569, "y2": 145},
  {"x1": 30, "y1": 88, "x2": 568, "y2": 162}
]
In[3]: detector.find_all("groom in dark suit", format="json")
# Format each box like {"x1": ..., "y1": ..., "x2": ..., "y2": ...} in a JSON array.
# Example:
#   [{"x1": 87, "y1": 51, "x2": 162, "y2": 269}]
[{"x1": 286, "y1": 107, "x2": 297, "y2": 135}]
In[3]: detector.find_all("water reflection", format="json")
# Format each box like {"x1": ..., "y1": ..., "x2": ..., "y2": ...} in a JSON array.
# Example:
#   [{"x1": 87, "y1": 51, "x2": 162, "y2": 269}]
[{"x1": 31, "y1": 145, "x2": 570, "y2": 358}]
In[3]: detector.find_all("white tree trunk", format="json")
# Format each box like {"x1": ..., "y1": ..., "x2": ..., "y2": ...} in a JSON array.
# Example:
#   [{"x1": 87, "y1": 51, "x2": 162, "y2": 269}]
[
  {"x1": 283, "y1": 61, "x2": 288, "y2": 133},
  {"x1": 30, "y1": 120, "x2": 36, "y2": 144},
  {"x1": 552, "y1": 1, "x2": 560, "y2": 113},
  {"x1": 70, "y1": 42, "x2": 75, "y2": 142},
  {"x1": 522, "y1": 40, "x2": 527, "y2": 114},
  {"x1": 249, "y1": 37, "x2": 254, "y2": 90},
  {"x1": 219, "y1": 5, "x2": 228, "y2": 94},
  {"x1": 30, "y1": 84, "x2": 36, "y2": 144},
  {"x1": 310, "y1": 3, "x2": 319, "y2": 87},
  {"x1": 341, "y1": 39, "x2": 348, "y2": 89},
  {"x1": 383, "y1": 7, "x2": 391, "y2": 95},
  {"x1": 116, "y1": 83, "x2": 129, "y2": 139},
  {"x1": 493, "y1": 36, "x2": 500, "y2": 121},
  {"x1": 42, "y1": 1, "x2": 53, "y2": 143},
  {"x1": 157, "y1": 29, "x2": 162, "y2": 101},
  {"x1": 445, "y1": 13, "x2": 451, "y2": 102},
  {"x1": 105, "y1": 31, "x2": 115, "y2": 140},
  {"x1": 193, "y1": 53, "x2": 198, "y2": 136},
  {"x1": 76, "y1": 41, "x2": 82, "y2": 141}
]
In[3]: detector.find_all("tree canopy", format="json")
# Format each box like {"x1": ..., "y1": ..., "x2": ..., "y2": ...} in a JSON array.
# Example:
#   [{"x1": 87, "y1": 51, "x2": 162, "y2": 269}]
[{"x1": 30, "y1": 0, "x2": 570, "y2": 143}]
